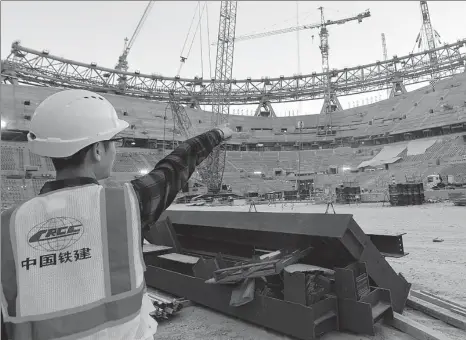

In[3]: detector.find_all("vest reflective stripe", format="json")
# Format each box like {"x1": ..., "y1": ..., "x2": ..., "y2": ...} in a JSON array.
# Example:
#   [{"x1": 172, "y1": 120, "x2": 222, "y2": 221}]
[
  {"x1": 126, "y1": 183, "x2": 146, "y2": 273},
  {"x1": 8, "y1": 286, "x2": 144, "y2": 340},
  {"x1": 1, "y1": 185, "x2": 147, "y2": 339},
  {"x1": 103, "y1": 187, "x2": 135, "y2": 294},
  {"x1": 1, "y1": 207, "x2": 19, "y2": 317}
]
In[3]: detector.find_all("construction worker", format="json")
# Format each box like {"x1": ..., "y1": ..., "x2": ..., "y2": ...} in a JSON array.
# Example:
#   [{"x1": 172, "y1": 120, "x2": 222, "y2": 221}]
[{"x1": 1, "y1": 89, "x2": 233, "y2": 340}]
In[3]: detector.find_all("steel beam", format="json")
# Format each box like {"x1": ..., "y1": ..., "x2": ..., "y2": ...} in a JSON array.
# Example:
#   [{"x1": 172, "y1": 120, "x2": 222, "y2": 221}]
[
  {"x1": 158, "y1": 210, "x2": 411, "y2": 313},
  {"x1": 367, "y1": 233, "x2": 407, "y2": 258},
  {"x1": 3, "y1": 40, "x2": 465, "y2": 105},
  {"x1": 145, "y1": 266, "x2": 339, "y2": 339}
]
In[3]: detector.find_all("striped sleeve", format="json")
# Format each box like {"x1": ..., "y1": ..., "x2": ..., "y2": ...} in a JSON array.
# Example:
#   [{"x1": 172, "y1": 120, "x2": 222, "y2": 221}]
[{"x1": 130, "y1": 129, "x2": 223, "y2": 227}]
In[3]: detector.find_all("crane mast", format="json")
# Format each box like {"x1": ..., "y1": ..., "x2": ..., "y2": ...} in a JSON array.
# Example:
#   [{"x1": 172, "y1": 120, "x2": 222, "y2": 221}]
[
  {"x1": 381, "y1": 33, "x2": 390, "y2": 98},
  {"x1": 199, "y1": 0, "x2": 238, "y2": 194},
  {"x1": 419, "y1": 0, "x2": 441, "y2": 86},
  {"x1": 420, "y1": 1, "x2": 437, "y2": 65},
  {"x1": 212, "y1": 0, "x2": 237, "y2": 121},
  {"x1": 381, "y1": 33, "x2": 388, "y2": 62},
  {"x1": 318, "y1": 7, "x2": 341, "y2": 115}
]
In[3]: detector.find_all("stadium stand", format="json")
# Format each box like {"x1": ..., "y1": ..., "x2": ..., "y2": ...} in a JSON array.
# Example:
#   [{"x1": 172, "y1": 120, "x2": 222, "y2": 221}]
[
  {"x1": 1, "y1": 146, "x2": 17, "y2": 170},
  {"x1": 2, "y1": 72, "x2": 466, "y2": 207}
]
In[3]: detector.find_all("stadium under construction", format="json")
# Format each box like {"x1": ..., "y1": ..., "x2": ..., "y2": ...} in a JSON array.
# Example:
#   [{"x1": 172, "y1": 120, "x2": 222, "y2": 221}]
[{"x1": 1, "y1": 1, "x2": 466, "y2": 339}]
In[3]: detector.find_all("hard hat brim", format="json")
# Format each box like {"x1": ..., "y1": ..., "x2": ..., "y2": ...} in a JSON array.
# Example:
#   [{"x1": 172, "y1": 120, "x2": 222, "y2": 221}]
[{"x1": 28, "y1": 119, "x2": 129, "y2": 158}]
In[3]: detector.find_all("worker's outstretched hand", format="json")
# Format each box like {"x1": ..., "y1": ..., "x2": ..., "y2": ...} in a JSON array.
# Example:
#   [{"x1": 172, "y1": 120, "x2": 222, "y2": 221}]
[{"x1": 217, "y1": 124, "x2": 233, "y2": 141}]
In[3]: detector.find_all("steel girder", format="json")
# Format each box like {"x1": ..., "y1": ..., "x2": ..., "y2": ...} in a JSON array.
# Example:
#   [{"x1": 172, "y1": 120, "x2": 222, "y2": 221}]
[
  {"x1": 145, "y1": 266, "x2": 340, "y2": 339},
  {"x1": 158, "y1": 210, "x2": 411, "y2": 313},
  {"x1": 2, "y1": 40, "x2": 465, "y2": 105}
]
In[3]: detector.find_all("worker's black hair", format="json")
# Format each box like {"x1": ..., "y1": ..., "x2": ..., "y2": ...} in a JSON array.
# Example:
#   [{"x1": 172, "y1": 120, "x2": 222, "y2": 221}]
[{"x1": 51, "y1": 141, "x2": 111, "y2": 172}]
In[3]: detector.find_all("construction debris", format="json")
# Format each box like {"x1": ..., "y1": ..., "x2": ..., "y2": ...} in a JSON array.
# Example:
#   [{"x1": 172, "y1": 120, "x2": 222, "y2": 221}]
[
  {"x1": 206, "y1": 248, "x2": 311, "y2": 284},
  {"x1": 143, "y1": 211, "x2": 411, "y2": 339},
  {"x1": 146, "y1": 287, "x2": 188, "y2": 320},
  {"x1": 230, "y1": 278, "x2": 255, "y2": 307}
]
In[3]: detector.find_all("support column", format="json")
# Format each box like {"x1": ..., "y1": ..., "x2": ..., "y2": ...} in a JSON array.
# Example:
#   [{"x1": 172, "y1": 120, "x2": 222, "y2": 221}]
[
  {"x1": 389, "y1": 72, "x2": 407, "y2": 98},
  {"x1": 254, "y1": 97, "x2": 277, "y2": 117}
]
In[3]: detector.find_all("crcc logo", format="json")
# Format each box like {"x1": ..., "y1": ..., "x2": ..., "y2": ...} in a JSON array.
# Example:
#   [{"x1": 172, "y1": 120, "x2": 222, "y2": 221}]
[{"x1": 27, "y1": 217, "x2": 84, "y2": 252}]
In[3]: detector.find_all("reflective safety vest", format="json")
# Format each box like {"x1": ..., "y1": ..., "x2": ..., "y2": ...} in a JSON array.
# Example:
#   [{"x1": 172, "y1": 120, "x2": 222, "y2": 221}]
[{"x1": 1, "y1": 183, "x2": 158, "y2": 340}]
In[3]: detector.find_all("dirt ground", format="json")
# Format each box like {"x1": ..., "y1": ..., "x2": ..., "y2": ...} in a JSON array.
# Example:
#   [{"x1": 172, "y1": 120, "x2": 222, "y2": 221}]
[{"x1": 155, "y1": 202, "x2": 466, "y2": 340}]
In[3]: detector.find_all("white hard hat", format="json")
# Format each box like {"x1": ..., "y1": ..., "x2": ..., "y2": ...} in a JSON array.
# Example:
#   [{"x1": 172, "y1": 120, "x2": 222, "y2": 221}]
[{"x1": 28, "y1": 89, "x2": 129, "y2": 158}]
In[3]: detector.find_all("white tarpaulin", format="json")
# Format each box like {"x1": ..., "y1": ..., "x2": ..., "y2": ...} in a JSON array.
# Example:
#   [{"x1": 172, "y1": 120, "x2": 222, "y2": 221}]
[
  {"x1": 406, "y1": 139, "x2": 437, "y2": 156},
  {"x1": 358, "y1": 144, "x2": 407, "y2": 168},
  {"x1": 358, "y1": 156, "x2": 401, "y2": 168}
]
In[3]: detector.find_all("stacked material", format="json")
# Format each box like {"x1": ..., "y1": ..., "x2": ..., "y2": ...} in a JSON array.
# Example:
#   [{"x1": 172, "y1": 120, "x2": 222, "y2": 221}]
[{"x1": 448, "y1": 192, "x2": 466, "y2": 206}]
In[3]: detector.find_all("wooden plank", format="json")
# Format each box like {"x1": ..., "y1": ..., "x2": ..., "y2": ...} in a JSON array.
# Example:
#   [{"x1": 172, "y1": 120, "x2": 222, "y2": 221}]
[
  {"x1": 143, "y1": 244, "x2": 172, "y2": 254},
  {"x1": 419, "y1": 291, "x2": 466, "y2": 311},
  {"x1": 406, "y1": 296, "x2": 466, "y2": 331},
  {"x1": 451, "y1": 308, "x2": 466, "y2": 318},
  {"x1": 386, "y1": 312, "x2": 454, "y2": 340},
  {"x1": 158, "y1": 253, "x2": 199, "y2": 264},
  {"x1": 410, "y1": 291, "x2": 466, "y2": 317}
]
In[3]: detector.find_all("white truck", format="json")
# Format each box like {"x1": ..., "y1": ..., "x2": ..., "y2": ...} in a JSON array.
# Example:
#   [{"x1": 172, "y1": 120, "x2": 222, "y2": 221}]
[{"x1": 426, "y1": 174, "x2": 463, "y2": 190}]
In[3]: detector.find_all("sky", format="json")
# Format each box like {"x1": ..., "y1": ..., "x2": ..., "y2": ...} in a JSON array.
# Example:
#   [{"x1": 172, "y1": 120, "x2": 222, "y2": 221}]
[{"x1": 1, "y1": 1, "x2": 465, "y2": 117}]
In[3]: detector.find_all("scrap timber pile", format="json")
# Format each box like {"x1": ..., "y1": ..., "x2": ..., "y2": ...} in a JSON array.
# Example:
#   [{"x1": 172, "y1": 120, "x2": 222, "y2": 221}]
[{"x1": 142, "y1": 211, "x2": 412, "y2": 339}]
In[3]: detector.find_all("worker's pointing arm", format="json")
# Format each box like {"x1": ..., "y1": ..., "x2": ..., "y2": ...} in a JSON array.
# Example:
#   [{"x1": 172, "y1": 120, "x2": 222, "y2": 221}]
[{"x1": 131, "y1": 126, "x2": 232, "y2": 226}]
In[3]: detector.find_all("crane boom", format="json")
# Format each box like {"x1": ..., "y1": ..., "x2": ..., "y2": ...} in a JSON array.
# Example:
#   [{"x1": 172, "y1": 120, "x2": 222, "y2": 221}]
[
  {"x1": 168, "y1": 91, "x2": 193, "y2": 139},
  {"x1": 223, "y1": 9, "x2": 370, "y2": 44},
  {"x1": 232, "y1": 22, "x2": 322, "y2": 43},
  {"x1": 116, "y1": 1, "x2": 155, "y2": 72}
]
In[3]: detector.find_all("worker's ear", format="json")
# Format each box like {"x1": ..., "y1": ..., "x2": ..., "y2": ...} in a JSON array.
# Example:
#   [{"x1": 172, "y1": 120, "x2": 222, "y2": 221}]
[{"x1": 89, "y1": 142, "x2": 103, "y2": 162}]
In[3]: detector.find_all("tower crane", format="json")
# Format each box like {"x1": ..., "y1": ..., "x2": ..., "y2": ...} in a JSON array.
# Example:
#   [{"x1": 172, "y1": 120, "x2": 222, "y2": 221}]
[
  {"x1": 318, "y1": 7, "x2": 369, "y2": 115},
  {"x1": 220, "y1": 8, "x2": 371, "y2": 115},
  {"x1": 198, "y1": 0, "x2": 238, "y2": 194},
  {"x1": 115, "y1": 1, "x2": 155, "y2": 73}
]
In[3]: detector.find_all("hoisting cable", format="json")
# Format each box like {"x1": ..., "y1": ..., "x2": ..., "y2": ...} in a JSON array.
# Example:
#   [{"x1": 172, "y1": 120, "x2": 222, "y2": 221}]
[
  {"x1": 296, "y1": 1, "x2": 301, "y2": 74},
  {"x1": 178, "y1": 2, "x2": 207, "y2": 76},
  {"x1": 178, "y1": 2, "x2": 200, "y2": 75},
  {"x1": 296, "y1": 1, "x2": 303, "y2": 116},
  {"x1": 186, "y1": 3, "x2": 206, "y2": 63},
  {"x1": 199, "y1": 1, "x2": 204, "y2": 79},
  {"x1": 411, "y1": 24, "x2": 424, "y2": 54},
  {"x1": 206, "y1": 2, "x2": 213, "y2": 79}
]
